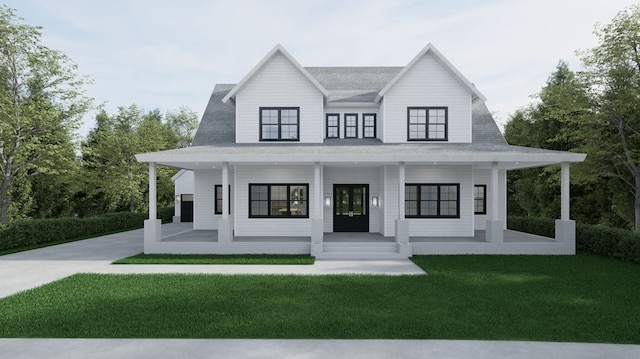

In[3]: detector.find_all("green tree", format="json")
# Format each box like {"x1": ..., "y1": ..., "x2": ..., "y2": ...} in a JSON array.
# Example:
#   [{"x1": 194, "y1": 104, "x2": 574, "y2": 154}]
[
  {"x1": 165, "y1": 106, "x2": 199, "y2": 148},
  {"x1": 581, "y1": 4, "x2": 640, "y2": 230},
  {"x1": 0, "y1": 6, "x2": 91, "y2": 223}
]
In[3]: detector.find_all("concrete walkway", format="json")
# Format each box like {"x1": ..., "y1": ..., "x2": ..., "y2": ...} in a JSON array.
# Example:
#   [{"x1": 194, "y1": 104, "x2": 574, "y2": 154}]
[{"x1": 1, "y1": 223, "x2": 639, "y2": 358}]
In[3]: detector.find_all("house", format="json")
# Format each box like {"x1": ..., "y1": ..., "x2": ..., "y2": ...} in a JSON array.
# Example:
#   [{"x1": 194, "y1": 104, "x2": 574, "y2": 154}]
[
  {"x1": 136, "y1": 44, "x2": 586, "y2": 258},
  {"x1": 172, "y1": 169, "x2": 194, "y2": 222}
]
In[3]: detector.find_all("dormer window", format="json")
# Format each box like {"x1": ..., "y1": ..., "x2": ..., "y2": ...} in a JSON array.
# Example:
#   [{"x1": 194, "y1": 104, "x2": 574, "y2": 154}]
[
  {"x1": 260, "y1": 107, "x2": 300, "y2": 141},
  {"x1": 345, "y1": 114, "x2": 358, "y2": 138},
  {"x1": 407, "y1": 107, "x2": 448, "y2": 141}
]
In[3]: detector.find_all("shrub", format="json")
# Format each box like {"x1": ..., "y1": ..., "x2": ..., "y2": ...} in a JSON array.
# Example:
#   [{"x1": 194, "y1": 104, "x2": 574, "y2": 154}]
[
  {"x1": 508, "y1": 216, "x2": 640, "y2": 263},
  {"x1": 0, "y1": 208, "x2": 173, "y2": 252}
]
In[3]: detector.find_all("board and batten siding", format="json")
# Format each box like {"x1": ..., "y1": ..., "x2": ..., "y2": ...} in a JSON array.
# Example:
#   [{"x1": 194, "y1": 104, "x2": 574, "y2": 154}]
[
  {"x1": 473, "y1": 169, "x2": 507, "y2": 230},
  {"x1": 381, "y1": 52, "x2": 472, "y2": 143},
  {"x1": 234, "y1": 52, "x2": 324, "y2": 143},
  {"x1": 193, "y1": 169, "x2": 234, "y2": 230},
  {"x1": 234, "y1": 165, "x2": 317, "y2": 237},
  {"x1": 384, "y1": 165, "x2": 474, "y2": 237},
  {"x1": 323, "y1": 166, "x2": 383, "y2": 233}
]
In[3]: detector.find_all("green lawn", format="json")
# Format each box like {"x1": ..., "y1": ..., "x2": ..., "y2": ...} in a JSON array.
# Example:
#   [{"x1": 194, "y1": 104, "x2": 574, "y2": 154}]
[
  {"x1": 1, "y1": 253, "x2": 638, "y2": 342},
  {"x1": 113, "y1": 253, "x2": 315, "y2": 265}
]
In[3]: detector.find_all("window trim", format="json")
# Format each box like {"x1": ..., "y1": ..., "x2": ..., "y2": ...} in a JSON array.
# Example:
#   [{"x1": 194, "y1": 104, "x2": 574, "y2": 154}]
[
  {"x1": 214, "y1": 185, "x2": 231, "y2": 215},
  {"x1": 405, "y1": 183, "x2": 460, "y2": 218},
  {"x1": 363, "y1": 113, "x2": 377, "y2": 138},
  {"x1": 344, "y1": 113, "x2": 358, "y2": 139},
  {"x1": 259, "y1": 107, "x2": 300, "y2": 142},
  {"x1": 248, "y1": 183, "x2": 310, "y2": 218},
  {"x1": 474, "y1": 184, "x2": 487, "y2": 215},
  {"x1": 326, "y1": 113, "x2": 340, "y2": 139},
  {"x1": 406, "y1": 107, "x2": 448, "y2": 141}
]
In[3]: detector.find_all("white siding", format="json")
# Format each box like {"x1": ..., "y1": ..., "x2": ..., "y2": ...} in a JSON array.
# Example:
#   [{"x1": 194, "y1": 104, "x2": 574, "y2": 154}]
[
  {"x1": 382, "y1": 52, "x2": 472, "y2": 143},
  {"x1": 235, "y1": 53, "x2": 324, "y2": 143},
  {"x1": 323, "y1": 107, "x2": 380, "y2": 140},
  {"x1": 384, "y1": 165, "x2": 474, "y2": 237},
  {"x1": 323, "y1": 166, "x2": 383, "y2": 233},
  {"x1": 193, "y1": 169, "x2": 234, "y2": 230},
  {"x1": 473, "y1": 169, "x2": 507, "y2": 230},
  {"x1": 234, "y1": 165, "x2": 317, "y2": 236}
]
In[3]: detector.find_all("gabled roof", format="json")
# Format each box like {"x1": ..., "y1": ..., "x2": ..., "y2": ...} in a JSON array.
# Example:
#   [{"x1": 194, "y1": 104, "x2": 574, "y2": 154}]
[
  {"x1": 222, "y1": 44, "x2": 329, "y2": 104},
  {"x1": 376, "y1": 43, "x2": 486, "y2": 103},
  {"x1": 306, "y1": 67, "x2": 401, "y2": 103}
]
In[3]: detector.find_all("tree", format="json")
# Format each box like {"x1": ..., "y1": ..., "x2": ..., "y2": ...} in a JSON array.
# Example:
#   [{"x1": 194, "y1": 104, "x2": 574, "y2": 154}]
[
  {"x1": 165, "y1": 106, "x2": 199, "y2": 148},
  {"x1": 504, "y1": 61, "x2": 610, "y2": 224},
  {"x1": 581, "y1": 4, "x2": 640, "y2": 230},
  {"x1": 80, "y1": 106, "x2": 180, "y2": 214},
  {"x1": 0, "y1": 6, "x2": 91, "y2": 223}
]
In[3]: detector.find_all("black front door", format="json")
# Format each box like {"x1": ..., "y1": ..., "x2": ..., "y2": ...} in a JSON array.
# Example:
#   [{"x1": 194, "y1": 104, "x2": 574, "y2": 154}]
[
  {"x1": 333, "y1": 184, "x2": 369, "y2": 232},
  {"x1": 180, "y1": 194, "x2": 193, "y2": 222}
]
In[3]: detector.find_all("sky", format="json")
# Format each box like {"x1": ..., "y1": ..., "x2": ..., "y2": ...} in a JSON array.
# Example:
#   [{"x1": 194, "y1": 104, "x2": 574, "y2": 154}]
[{"x1": 4, "y1": 0, "x2": 639, "y2": 138}]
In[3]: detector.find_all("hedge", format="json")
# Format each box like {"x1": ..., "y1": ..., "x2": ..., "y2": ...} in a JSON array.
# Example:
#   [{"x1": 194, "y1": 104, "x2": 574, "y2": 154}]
[
  {"x1": 0, "y1": 208, "x2": 174, "y2": 252},
  {"x1": 508, "y1": 216, "x2": 640, "y2": 263}
]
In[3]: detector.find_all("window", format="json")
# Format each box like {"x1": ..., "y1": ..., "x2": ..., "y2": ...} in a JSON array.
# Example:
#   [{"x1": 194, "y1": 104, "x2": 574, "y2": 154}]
[
  {"x1": 474, "y1": 185, "x2": 487, "y2": 215},
  {"x1": 326, "y1": 114, "x2": 339, "y2": 138},
  {"x1": 363, "y1": 114, "x2": 376, "y2": 138},
  {"x1": 405, "y1": 184, "x2": 459, "y2": 218},
  {"x1": 407, "y1": 107, "x2": 448, "y2": 141},
  {"x1": 214, "y1": 185, "x2": 231, "y2": 215},
  {"x1": 260, "y1": 107, "x2": 299, "y2": 141},
  {"x1": 345, "y1": 113, "x2": 358, "y2": 138},
  {"x1": 249, "y1": 184, "x2": 309, "y2": 218}
]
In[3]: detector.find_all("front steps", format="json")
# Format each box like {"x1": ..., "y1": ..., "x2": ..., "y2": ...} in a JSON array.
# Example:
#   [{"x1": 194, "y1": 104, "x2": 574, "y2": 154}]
[{"x1": 315, "y1": 242, "x2": 410, "y2": 259}]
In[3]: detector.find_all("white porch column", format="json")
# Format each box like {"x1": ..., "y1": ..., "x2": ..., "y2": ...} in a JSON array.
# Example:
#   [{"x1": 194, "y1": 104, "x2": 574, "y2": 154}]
[
  {"x1": 556, "y1": 162, "x2": 576, "y2": 252},
  {"x1": 486, "y1": 161, "x2": 503, "y2": 242},
  {"x1": 144, "y1": 162, "x2": 161, "y2": 251},
  {"x1": 395, "y1": 162, "x2": 409, "y2": 245},
  {"x1": 311, "y1": 162, "x2": 323, "y2": 256},
  {"x1": 218, "y1": 161, "x2": 232, "y2": 243}
]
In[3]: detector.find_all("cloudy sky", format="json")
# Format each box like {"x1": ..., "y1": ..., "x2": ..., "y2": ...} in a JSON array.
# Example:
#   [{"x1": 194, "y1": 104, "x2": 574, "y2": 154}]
[{"x1": 4, "y1": 0, "x2": 638, "y2": 137}]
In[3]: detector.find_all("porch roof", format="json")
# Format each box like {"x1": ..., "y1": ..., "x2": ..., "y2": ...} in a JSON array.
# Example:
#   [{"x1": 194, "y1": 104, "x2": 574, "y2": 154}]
[{"x1": 136, "y1": 142, "x2": 585, "y2": 171}]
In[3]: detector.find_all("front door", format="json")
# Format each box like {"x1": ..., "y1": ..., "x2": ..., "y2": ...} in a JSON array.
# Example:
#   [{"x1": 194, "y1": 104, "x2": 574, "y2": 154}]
[{"x1": 333, "y1": 184, "x2": 369, "y2": 232}]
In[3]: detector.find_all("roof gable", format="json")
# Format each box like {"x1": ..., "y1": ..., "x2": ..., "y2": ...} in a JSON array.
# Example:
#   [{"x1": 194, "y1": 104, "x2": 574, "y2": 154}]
[
  {"x1": 222, "y1": 44, "x2": 329, "y2": 104},
  {"x1": 376, "y1": 43, "x2": 486, "y2": 103}
]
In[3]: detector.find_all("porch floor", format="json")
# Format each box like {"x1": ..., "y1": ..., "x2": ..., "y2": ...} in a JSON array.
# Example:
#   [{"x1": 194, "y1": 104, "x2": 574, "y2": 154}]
[{"x1": 159, "y1": 224, "x2": 554, "y2": 243}]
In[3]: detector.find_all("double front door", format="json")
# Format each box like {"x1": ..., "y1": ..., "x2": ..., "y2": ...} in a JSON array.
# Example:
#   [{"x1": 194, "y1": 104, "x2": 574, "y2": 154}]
[{"x1": 333, "y1": 184, "x2": 369, "y2": 232}]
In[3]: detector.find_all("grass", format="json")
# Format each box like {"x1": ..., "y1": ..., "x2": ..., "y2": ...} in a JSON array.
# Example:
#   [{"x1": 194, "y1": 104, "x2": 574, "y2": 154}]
[
  {"x1": 113, "y1": 253, "x2": 315, "y2": 265},
  {"x1": 0, "y1": 253, "x2": 639, "y2": 342}
]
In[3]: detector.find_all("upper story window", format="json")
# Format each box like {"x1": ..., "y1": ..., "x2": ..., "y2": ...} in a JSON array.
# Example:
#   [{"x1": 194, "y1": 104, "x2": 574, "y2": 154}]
[
  {"x1": 407, "y1": 107, "x2": 448, "y2": 141},
  {"x1": 326, "y1": 114, "x2": 339, "y2": 138},
  {"x1": 260, "y1": 107, "x2": 299, "y2": 141},
  {"x1": 345, "y1": 113, "x2": 358, "y2": 138},
  {"x1": 363, "y1": 114, "x2": 376, "y2": 138}
]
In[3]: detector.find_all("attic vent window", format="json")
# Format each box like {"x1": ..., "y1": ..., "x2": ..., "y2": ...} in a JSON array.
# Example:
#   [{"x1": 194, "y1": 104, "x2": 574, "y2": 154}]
[
  {"x1": 407, "y1": 107, "x2": 448, "y2": 141},
  {"x1": 260, "y1": 107, "x2": 300, "y2": 141}
]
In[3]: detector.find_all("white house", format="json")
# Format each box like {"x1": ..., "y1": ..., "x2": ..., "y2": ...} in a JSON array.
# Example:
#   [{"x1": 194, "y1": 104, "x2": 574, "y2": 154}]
[
  {"x1": 172, "y1": 169, "x2": 194, "y2": 222},
  {"x1": 136, "y1": 44, "x2": 586, "y2": 258}
]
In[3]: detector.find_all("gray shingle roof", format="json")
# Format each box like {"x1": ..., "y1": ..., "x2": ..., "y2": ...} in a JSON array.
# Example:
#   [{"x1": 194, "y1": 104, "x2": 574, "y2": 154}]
[{"x1": 191, "y1": 69, "x2": 507, "y2": 147}]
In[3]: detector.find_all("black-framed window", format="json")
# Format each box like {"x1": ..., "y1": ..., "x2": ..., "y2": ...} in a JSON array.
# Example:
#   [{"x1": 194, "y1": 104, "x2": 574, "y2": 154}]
[
  {"x1": 363, "y1": 113, "x2": 376, "y2": 138},
  {"x1": 474, "y1": 185, "x2": 487, "y2": 215},
  {"x1": 407, "y1": 107, "x2": 448, "y2": 141},
  {"x1": 345, "y1": 113, "x2": 358, "y2": 138},
  {"x1": 326, "y1": 113, "x2": 339, "y2": 138},
  {"x1": 405, "y1": 184, "x2": 459, "y2": 218},
  {"x1": 260, "y1": 107, "x2": 299, "y2": 141},
  {"x1": 249, "y1": 184, "x2": 309, "y2": 218},
  {"x1": 215, "y1": 185, "x2": 231, "y2": 215}
]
